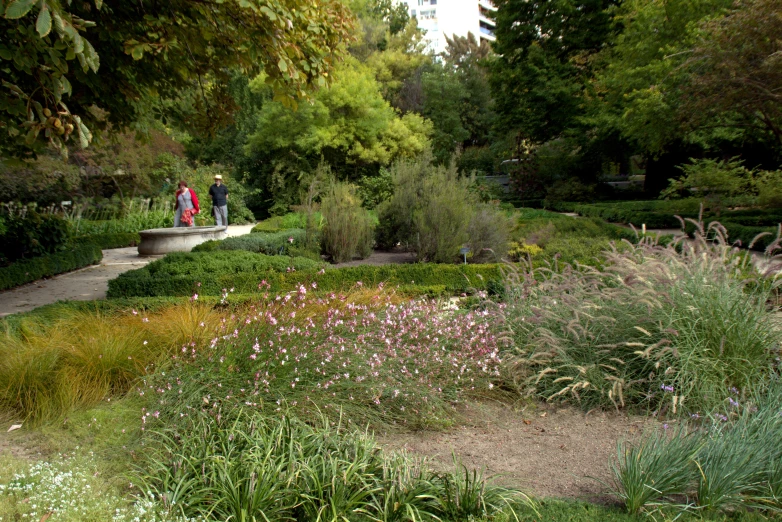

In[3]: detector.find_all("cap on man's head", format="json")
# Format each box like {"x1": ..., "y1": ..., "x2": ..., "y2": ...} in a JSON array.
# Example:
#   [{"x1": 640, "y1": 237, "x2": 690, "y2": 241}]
[{"x1": 214, "y1": 175, "x2": 223, "y2": 180}]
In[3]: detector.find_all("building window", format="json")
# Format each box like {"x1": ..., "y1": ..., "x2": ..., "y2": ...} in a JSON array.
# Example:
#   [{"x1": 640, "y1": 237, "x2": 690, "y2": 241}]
[
  {"x1": 411, "y1": 8, "x2": 416, "y2": 16},
  {"x1": 430, "y1": 0, "x2": 437, "y2": 4}
]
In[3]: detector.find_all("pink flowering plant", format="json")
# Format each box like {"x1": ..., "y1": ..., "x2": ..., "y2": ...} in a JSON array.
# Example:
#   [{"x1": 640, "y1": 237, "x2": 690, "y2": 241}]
[{"x1": 141, "y1": 288, "x2": 504, "y2": 428}]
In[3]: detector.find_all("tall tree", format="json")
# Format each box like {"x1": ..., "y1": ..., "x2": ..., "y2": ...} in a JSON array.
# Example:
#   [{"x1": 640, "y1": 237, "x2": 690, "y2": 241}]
[
  {"x1": 241, "y1": 59, "x2": 431, "y2": 213},
  {"x1": 681, "y1": 0, "x2": 782, "y2": 147},
  {"x1": 489, "y1": 0, "x2": 618, "y2": 143}
]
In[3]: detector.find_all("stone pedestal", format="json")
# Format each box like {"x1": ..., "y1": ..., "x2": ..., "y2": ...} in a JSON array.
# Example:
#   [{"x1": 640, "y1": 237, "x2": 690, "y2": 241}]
[{"x1": 138, "y1": 226, "x2": 228, "y2": 256}]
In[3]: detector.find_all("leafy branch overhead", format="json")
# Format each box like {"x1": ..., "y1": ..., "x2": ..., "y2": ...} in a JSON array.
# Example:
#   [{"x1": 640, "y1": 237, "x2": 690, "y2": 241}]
[{"x1": 0, "y1": 0, "x2": 354, "y2": 158}]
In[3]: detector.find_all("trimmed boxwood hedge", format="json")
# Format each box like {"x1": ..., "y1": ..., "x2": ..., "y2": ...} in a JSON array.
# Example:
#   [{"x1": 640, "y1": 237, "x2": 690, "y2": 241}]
[
  {"x1": 107, "y1": 253, "x2": 502, "y2": 298},
  {"x1": 192, "y1": 229, "x2": 308, "y2": 256},
  {"x1": 78, "y1": 232, "x2": 141, "y2": 249},
  {"x1": 0, "y1": 243, "x2": 103, "y2": 291}
]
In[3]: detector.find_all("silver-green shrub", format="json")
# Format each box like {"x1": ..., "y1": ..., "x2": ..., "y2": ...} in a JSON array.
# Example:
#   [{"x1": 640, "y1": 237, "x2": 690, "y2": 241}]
[{"x1": 378, "y1": 153, "x2": 510, "y2": 263}]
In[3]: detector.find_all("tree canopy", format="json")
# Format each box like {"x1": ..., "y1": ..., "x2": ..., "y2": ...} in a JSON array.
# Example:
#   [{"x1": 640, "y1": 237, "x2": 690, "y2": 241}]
[{"x1": 1, "y1": 0, "x2": 353, "y2": 158}]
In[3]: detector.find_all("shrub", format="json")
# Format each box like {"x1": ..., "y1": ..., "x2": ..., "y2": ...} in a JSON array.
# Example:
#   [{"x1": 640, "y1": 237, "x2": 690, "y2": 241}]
[
  {"x1": 755, "y1": 169, "x2": 782, "y2": 208},
  {"x1": 252, "y1": 217, "x2": 283, "y2": 233},
  {"x1": 321, "y1": 182, "x2": 374, "y2": 263},
  {"x1": 356, "y1": 168, "x2": 394, "y2": 209},
  {"x1": 192, "y1": 229, "x2": 310, "y2": 256},
  {"x1": 414, "y1": 163, "x2": 475, "y2": 263},
  {"x1": 511, "y1": 215, "x2": 637, "y2": 266},
  {"x1": 466, "y1": 203, "x2": 511, "y2": 262},
  {"x1": 0, "y1": 208, "x2": 71, "y2": 263},
  {"x1": 661, "y1": 157, "x2": 753, "y2": 202},
  {"x1": 544, "y1": 177, "x2": 596, "y2": 205},
  {"x1": 378, "y1": 154, "x2": 482, "y2": 263},
  {"x1": 501, "y1": 224, "x2": 780, "y2": 413},
  {"x1": 0, "y1": 243, "x2": 102, "y2": 291},
  {"x1": 107, "y1": 251, "x2": 325, "y2": 297}
]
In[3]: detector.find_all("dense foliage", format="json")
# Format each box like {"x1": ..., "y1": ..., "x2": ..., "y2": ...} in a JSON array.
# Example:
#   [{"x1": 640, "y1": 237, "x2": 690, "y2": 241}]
[{"x1": 1, "y1": 0, "x2": 353, "y2": 157}]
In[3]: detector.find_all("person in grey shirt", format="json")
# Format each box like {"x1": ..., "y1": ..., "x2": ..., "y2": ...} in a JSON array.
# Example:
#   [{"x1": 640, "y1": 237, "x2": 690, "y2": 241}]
[{"x1": 208, "y1": 174, "x2": 229, "y2": 226}]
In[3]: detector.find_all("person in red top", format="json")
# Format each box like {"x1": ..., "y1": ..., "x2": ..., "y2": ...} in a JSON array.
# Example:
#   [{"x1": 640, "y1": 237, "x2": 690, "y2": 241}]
[{"x1": 174, "y1": 180, "x2": 200, "y2": 227}]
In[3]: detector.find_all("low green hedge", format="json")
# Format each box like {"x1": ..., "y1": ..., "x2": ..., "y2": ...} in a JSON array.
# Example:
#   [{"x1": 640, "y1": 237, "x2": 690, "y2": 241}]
[
  {"x1": 0, "y1": 243, "x2": 102, "y2": 291},
  {"x1": 77, "y1": 232, "x2": 141, "y2": 249},
  {"x1": 192, "y1": 229, "x2": 309, "y2": 256},
  {"x1": 711, "y1": 222, "x2": 779, "y2": 251},
  {"x1": 108, "y1": 255, "x2": 502, "y2": 298},
  {"x1": 550, "y1": 199, "x2": 782, "y2": 230}
]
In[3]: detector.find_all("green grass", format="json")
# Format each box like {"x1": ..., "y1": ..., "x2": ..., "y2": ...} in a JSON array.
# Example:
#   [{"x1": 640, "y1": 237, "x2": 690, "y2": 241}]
[
  {"x1": 506, "y1": 499, "x2": 771, "y2": 521},
  {"x1": 609, "y1": 382, "x2": 782, "y2": 515}
]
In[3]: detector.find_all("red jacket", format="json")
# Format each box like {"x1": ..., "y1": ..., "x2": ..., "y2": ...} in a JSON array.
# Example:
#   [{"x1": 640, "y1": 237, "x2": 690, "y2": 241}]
[{"x1": 175, "y1": 188, "x2": 200, "y2": 213}]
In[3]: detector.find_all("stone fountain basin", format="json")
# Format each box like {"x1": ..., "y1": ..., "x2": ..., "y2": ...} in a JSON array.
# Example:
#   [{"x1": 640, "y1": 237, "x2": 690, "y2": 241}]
[{"x1": 138, "y1": 226, "x2": 228, "y2": 256}]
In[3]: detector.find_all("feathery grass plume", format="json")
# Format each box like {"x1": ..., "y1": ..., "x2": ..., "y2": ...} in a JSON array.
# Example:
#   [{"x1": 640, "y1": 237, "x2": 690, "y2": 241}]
[{"x1": 500, "y1": 218, "x2": 782, "y2": 413}]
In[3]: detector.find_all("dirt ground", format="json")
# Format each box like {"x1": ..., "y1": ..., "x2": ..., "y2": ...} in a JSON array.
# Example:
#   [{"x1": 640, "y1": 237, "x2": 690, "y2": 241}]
[
  {"x1": 1, "y1": 402, "x2": 651, "y2": 501},
  {"x1": 378, "y1": 401, "x2": 651, "y2": 502}
]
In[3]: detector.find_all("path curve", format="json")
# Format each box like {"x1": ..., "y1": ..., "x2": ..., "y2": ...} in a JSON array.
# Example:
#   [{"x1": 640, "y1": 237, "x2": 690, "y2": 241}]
[{"x1": 0, "y1": 224, "x2": 255, "y2": 317}]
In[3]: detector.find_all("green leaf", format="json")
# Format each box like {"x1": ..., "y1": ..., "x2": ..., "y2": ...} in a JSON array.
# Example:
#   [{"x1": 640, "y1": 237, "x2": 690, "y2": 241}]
[
  {"x1": 0, "y1": 48, "x2": 12, "y2": 60},
  {"x1": 260, "y1": 6, "x2": 277, "y2": 20},
  {"x1": 94, "y1": 0, "x2": 102, "y2": 9},
  {"x1": 278, "y1": 58, "x2": 287, "y2": 72},
  {"x1": 72, "y1": 33, "x2": 84, "y2": 54},
  {"x1": 84, "y1": 39, "x2": 99, "y2": 72},
  {"x1": 52, "y1": 10, "x2": 64, "y2": 34},
  {"x1": 52, "y1": 77, "x2": 62, "y2": 102},
  {"x1": 4, "y1": 0, "x2": 36, "y2": 19},
  {"x1": 74, "y1": 115, "x2": 92, "y2": 148},
  {"x1": 131, "y1": 45, "x2": 144, "y2": 60},
  {"x1": 61, "y1": 76, "x2": 71, "y2": 96},
  {"x1": 25, "y1": 126, "x2": 38, "y2": 146},
  {"x1": 36, "y1": 5, "x2": 52, "y2": 37}
]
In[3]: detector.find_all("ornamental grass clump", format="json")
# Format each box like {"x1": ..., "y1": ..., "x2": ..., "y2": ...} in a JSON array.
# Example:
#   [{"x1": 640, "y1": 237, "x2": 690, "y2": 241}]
[
  {"x1": 501, "y1": 220, "x2": 782, "y2": 413},
  {"x1": 135, "y1": 406, "x2": 533, "y2": 522},
  {"x1": 610, "y1": 381, "x2": 782, "y2": 515},
  {"x1": 0, "y1": 303, "x2": 235, "y2": 422},
  {"x1": 320, "y1": 182, "x2": 374, "y2": 263}
]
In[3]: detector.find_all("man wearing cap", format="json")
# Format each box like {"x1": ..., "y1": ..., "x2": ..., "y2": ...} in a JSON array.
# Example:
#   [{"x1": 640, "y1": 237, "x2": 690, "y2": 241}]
[{"x1": 208, "y1": 175, "x2": 229, "y2": 227}]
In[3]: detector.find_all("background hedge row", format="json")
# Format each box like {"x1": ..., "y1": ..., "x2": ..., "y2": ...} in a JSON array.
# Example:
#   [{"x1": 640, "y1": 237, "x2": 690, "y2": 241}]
[
  {"x1": 0, "y1": 243, "x2": 103, "y2": 291},
  {"x1": 77, "y1": 232, "x2": 141, "y2": 250}
]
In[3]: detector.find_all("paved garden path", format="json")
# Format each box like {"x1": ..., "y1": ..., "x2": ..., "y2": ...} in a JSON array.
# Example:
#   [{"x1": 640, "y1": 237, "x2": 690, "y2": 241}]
[{"x1": 0, "y1": 224, "x2": 256, "y2": 317}]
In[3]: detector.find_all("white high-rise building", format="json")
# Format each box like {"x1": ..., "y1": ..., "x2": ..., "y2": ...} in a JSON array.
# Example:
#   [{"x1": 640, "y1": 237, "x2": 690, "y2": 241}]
[{"x1": 402, "y1": 0, "x2": 496, "y2": 54}]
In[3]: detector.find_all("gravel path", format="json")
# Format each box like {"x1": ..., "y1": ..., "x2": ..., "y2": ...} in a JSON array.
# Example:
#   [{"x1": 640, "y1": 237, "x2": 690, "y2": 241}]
[
  {"x1": 0, "y1": 224, "x2": 255, "y2": 317},
  {"x1": 379, "y1": 401, "x2": 651, "y2": 502}
]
